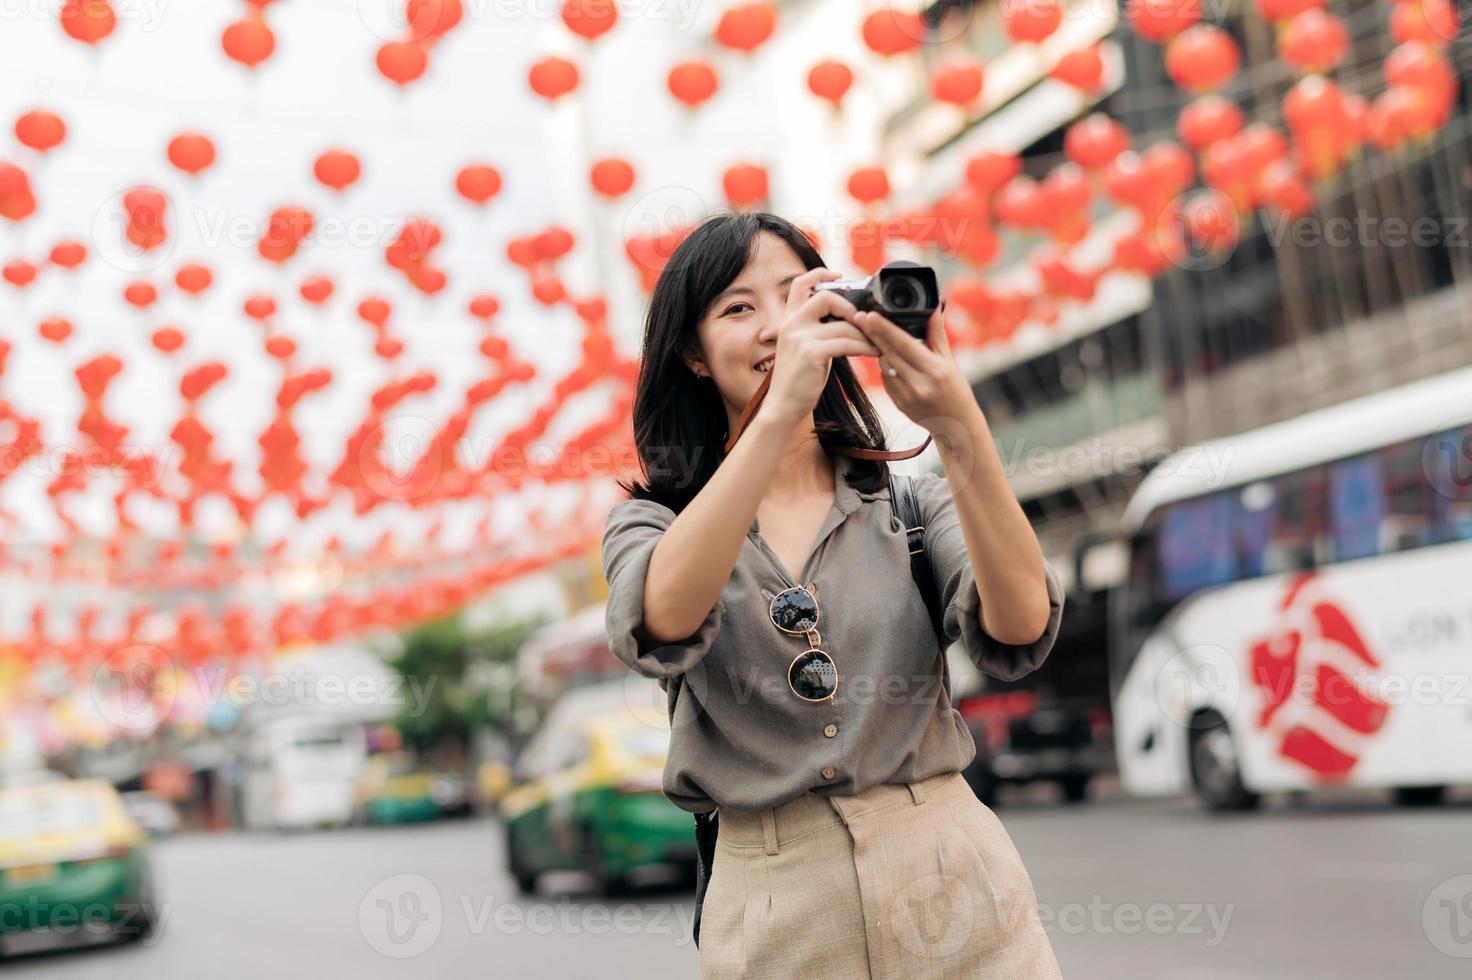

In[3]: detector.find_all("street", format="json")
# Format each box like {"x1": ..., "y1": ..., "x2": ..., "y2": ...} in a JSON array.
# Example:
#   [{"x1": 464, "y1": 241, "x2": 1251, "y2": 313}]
[{"x1": 5, "y1": 790, "x2": 1470, "y2": 979}]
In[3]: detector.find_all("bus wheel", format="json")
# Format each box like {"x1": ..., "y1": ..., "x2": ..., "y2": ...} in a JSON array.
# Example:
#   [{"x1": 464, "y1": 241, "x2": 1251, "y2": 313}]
[
  {"x1": 1189, "y1": 713, "x2": 1260, "y2": 813},
  {"x1": 1393, "y1": 785, "x2": 1446, "y2": 807}
]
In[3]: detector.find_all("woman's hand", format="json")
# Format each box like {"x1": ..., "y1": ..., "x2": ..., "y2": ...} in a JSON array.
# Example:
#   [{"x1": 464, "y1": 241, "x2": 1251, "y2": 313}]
[
  {"x1": 758, "y1": 268, "x2": 882, "y2": 429},
  {"x1": 852, "y1": 303, "x2": 977, "y2": 434}
]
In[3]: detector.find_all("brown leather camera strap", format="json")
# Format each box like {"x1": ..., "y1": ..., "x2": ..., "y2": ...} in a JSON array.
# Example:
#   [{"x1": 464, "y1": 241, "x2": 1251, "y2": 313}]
[{"x1": 722, "y1": 367, "x2": 933, "y2": 460}]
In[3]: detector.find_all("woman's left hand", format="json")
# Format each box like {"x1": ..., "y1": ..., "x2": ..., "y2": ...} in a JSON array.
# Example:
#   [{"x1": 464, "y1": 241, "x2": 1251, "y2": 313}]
[{"x1": 852, "y1": 303, "x2": 978, "y2": 433}]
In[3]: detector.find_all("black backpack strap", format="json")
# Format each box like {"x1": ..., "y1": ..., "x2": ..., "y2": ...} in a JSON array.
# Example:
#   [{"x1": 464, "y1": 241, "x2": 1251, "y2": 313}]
[{"x1": 890, "y1": 473, "x2": 947, "y2": 646}]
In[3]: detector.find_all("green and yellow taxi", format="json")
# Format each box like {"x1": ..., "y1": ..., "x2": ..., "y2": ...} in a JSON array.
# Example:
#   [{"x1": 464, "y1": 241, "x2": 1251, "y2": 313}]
[
  {"x1": 500, "y1": 683, "x2": 695, "y2": 896},
  {"x1": 0, "y1": 779, "x2": 157, "y2": 956}
]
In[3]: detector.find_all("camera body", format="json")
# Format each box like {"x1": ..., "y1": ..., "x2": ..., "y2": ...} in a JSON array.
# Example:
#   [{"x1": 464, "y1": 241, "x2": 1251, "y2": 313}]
[{"x1": 814, "y1": 260, "x2": 939, "y2": 340}]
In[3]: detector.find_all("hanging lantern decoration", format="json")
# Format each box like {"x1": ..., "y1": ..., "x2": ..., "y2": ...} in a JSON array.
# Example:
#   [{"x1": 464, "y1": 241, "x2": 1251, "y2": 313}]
[
  {"x1": 722, "y1": 164, "x2": 769, "y2": 208},
  {"x1": 861, "y1": 10, "x2": 925, "y2": 57},
  {"x1": 222, "y1": 15, "x2": 276, "y2": 70},
  {"x1": 1257, "y1": 160, "x2": 1315, "y2": 218},
  {"x1": 1277, "y1": 9, "x2": 1349, "y2": 74},
  {"x1": 667, "y1": 60, "x2": 718, "y2": 109},
  {"x1": 806, "y1": 60, "x2": 853, "y2": 110},
  {"x1": 533, "y1": 226, "x2": 575, "y2": 261},
  {"x1": 715, "y1": 3, "x2": 777, "y2": 54},
  {"x1": 528, "y1": 56, "x2": 580, "y2": 101},
  {"x1": 1283, "y1": 74, "x2": 1352, "y2": 178},
  {"x1": 0, "y1": 162, "x2": 35, "y2": 222},
  {"x1": 16, "y1": 110, "x2": 67, "y2": 154},
  {"x1": 314, "y1": 149, "x2": 362, "y2": 192},
  {"x1": 1180, "y1": 188, "x2": 1239, "y2": 256},
  {"x1": 39, "y1": 317, "x2": 74, "y2": 344},
  {"x1": 123, "y1": 185, "x2": 170, "y2": 251},
  {"x1": 1165, "y1": 26, "x2": 1240, "y2": 93},
  {"x1": 259, "y1": 205, "x2": 314, "y2": 264},
  {"x1": 3, "y1": 260, "x2": 38, "y2": 288},
  {"x1": 1002, "y1": 0, "x2": 1063, "y2": 43},
  {"x1": 1124, "y1": 0, "x2": 1202, "y2": 44},
  {"x1": 456, "y1": 163, "x2": 503, "y2": 205},
  {"x1": 1254, "y1": 0, "x2": 1325, "y2": 24},
  {"x1": 49, "y1": 240, "x2": 88, "y2": 268},
  {"x1": 243, "y1": 294, "x2": 277, "y2": 321},
  {"x1": 300, "y1": 275, "x2": 335, "y2": 305},
  {"x1": 846, "y1": 166, "x2": 890, "y2": 205},
  {"x1": 167, "y1": 132, "x2": 216, "y2": 176},
  {"x1": 123, "y1": 280, "x2": 158, "y2": 309},
  {"x1": 1050, "y1": 45, "x2": 1105, "y2": 92},
  {"x1": 378, "y1": 40, "x2": 430, "y2": 87},
  {"x1": 1064, "y1": 114, "x2": 1131, "y2": 170},
  {"x1": 60, "y1": 0, "x2": 116, "y2": 47},
  {"x1": 561, "y1": 0, "x2": 618, "y2": 41},
  {"x1": 468, "y1": 294, "x2": 500, "y2": 320},
  {"x1": 589, "y1": 157, "x2": 635, "y2": 198},
  {"x1": 151, "y1": 327, "x2": 185, "y2": 354},
  {"x1": 358, "y1": 297, "x2": 392, "y2": 328},
  {"x1": 993, "y1": 175, "x2": 1046, "y2": 230},
  {"x1": 1178, "y1": 95, "x2": 1244, "y2": 150},
  {"x1": 175, "y1": 263, "x2": 213, "y2": 295},
  {"x1": 930, "y1": 59, "x2": 985, "y2": 107},
  {"x1": 1389, "y1": 0, "x2": 1460, "y2": 48},
  {"x1": 963, "y1": 151, "x2": 1021, "y2": 196},
  {"x1": 406, "y1": 0, "x2": 464, "y2": 42}
]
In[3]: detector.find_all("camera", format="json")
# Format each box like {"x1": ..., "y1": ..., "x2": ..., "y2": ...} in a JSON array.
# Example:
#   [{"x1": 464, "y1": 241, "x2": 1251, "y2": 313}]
[{"x1": 814, "y1": 260, "x2": 940, "y2": 340}]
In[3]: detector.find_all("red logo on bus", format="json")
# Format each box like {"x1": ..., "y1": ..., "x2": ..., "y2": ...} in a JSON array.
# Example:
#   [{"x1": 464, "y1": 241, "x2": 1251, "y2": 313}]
[{"x1": 1247, "y1": 573, "x2": 1390, "y2": 778}]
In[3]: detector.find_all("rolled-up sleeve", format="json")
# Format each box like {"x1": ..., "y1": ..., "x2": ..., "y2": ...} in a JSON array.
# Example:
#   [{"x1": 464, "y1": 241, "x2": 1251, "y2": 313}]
[
  {"x1": 601, "y1": 498, "x2": 725, "y2": 680},
  {"x1": 913, "y1": 473, "x2": 1064, "y2": 680}
]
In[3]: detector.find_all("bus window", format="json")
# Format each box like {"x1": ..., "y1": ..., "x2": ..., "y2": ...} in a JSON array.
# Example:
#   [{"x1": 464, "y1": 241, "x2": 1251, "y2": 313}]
[
  {"x1": 1428, "y1": 427, "x2": 1472, "y2": 543},
  {"x1": 1157, "y1": 493, "x2": 1236, "y2": 600},
  {"x1": 1329, "y1": 454, "x2": 1387, "y2": 561},
  {"x1": 1235, "y1": 480, "x2": 1276, "y2": 578},
  {"x1": 1259, "y1": 468, "x2": 1323, "y2": 574},
  {"x1": 1381, "y1": 439, "x2": 1433, "y2": 551}
]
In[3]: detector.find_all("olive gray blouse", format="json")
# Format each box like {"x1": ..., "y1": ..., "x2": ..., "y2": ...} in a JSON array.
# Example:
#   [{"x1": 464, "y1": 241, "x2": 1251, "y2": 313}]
[{"x1": 600, "y1": 452, "x2": 1065, "y2": 815}]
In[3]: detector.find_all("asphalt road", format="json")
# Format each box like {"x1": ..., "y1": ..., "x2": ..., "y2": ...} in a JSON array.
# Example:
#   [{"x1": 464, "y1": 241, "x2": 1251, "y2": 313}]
[{"x1": 6, "y1": 790, "x2": 1472, "y2": 979}]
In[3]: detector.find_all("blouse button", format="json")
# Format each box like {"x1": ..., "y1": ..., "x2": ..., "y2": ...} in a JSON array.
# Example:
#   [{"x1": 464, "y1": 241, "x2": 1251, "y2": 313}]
[
  {"x1": 821, "y1": 766, "x2": 836, "y2": 780},
  {"x1": 823, "y1": 724, "x2": 838, "y2": 738}
]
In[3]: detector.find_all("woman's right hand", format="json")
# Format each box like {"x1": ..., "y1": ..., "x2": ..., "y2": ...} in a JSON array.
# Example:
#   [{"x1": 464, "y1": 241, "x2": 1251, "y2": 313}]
[{"x1": 758, "y1": 268, "x2": 882, "y2": 429}]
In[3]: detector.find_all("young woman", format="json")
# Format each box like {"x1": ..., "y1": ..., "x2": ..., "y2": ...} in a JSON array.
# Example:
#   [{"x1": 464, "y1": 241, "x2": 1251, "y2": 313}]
[{"x1": 602, "y1": 211, "x2": 1064, "y2": 978}]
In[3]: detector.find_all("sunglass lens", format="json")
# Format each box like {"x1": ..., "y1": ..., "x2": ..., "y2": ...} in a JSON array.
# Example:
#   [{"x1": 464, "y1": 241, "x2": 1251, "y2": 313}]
[
  {"x1": 789, "y1": 650, "x2": 837, "y2": 701},
  {"x1": 771, "y1": 588, "x2": 818, "y2": 633}
]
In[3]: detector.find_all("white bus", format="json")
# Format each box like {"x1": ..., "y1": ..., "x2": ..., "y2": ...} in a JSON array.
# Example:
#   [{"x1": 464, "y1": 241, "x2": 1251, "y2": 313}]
[{"x1": 1102, "y1": 366, "x2": 1472, "y2": 810}]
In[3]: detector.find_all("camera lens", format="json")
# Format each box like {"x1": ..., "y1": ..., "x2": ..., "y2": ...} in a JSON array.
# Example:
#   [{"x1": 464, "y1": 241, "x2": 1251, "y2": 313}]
[{"x1": 884, "y1": 278, "x2": 921, "y2": 312}]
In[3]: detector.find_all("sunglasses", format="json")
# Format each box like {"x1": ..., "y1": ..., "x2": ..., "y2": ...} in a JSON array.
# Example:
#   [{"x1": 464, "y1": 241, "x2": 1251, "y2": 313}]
[{"x1": 765, "y1": 584, "x2": 838, "y2": 702}]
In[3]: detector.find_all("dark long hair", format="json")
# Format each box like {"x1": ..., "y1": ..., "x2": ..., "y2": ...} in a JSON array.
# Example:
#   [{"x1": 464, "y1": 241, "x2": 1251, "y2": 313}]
[{"x1": 619, "y1": 211, "x2": 891, "y2": 512}]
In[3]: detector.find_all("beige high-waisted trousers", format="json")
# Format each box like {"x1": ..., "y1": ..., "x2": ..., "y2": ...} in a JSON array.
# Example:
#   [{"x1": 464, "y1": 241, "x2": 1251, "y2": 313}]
[{"x1": 698, "y1": 769, "x2": 1062, "y2": 979}]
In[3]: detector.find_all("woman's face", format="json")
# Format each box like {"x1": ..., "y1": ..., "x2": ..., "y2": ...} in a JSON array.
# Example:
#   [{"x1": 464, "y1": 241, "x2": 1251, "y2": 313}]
[{"x1": 686, "y1": 231, "x2": 812, "y2": 428}]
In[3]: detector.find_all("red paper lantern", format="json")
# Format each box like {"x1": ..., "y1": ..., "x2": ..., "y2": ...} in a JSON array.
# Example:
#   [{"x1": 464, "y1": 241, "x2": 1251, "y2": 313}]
[
  {"x1": 1051, "y1": 45, "x2": 1105, "y2": 92},
  {"x1": 468, "y1": 294, "x2": 500, "y2": 319},
  {"x1": 49, "y1": 240, "x2": 87, "y2": 268},
  {"x1": 1390, "y1": 0, "x2": 1461, "y2": 47},
  {"x1": 861, "y1": 10, "x2": 925, "y2": 57},
  {"x1": 456, "y1": 164, "x2": 503, "y2": 205},
  {"x1": 300, "y1": 275, "x2": 334, "y2": 304},
  {"x1": 167, "y1": 133, "x2": 216, "y2": 175},
  {"x1": 930, "y1": 60, "x2": 985, "y2": 107},
  {"x1": 963, "y1": 151, "x2": 1021, "y2": 194},
  {"x1": 314, "y1": 149, "x2": 361, "y2": 192},
  {"x1": 561, "y1": 0, "x2": 618, "y2": 41},
  {"x1": 1180, "y1": 189, "x2": 1239, "y2": 255},
  {"x1": 1064, "y1": 114, "x2": 1131, "y2": 169},
  {"x1": 3, "y1": 260, "x2": 37, "y2": 288},
  {"x1": 531, "y1": 274, "x2": 566, "y2": 306},
  {"x1": 1002, "y1": 0, "x2": 1063, "y2": 43},
  {"x1": 264, "y1": 335, "x2": 296, "y2": 360},
  {"x1": 528, "y1": 56, "x2": 580, "y2": 100},
  {"x1": 589, "y1": 157, "x2": 635, "y2": 198},
  {"x1": 1254, "y1": 0, "x2": 1324, "y2": 23},
  {"x1": 1178, "y1": 95, "x2": 1244, "y2": 150},
  {"x1": 506, "y1": 237, "x2": 539, "y2": 267},
  {"x1": 1257, "y1": 160, "x2": 1315, "y2": 218},
  {"x1": 534, "y1": 226, "x2": 575, "y2": 260},
  {"x1": 16, "y1": 111, "x2": 67, "y2": 153},
  {"x1": 175, "y1": 263, "x2": 213, "y2": 295},
  {"x1": 807, "y1": 60, "x2": 853, "y2": 109},
  {"x1": 243, "y1": 295, "x2": 277, "y2": 321},
  {"x1": 413, "y1": 266, "x2": 447, "y2": 294},
  {"x1": 39, "y1": 317, "x2": 73, "y2": 344},
  {"x1": 993, "y1": 176, "x2": 1046, "y2": 229},
  {"x1": 667, "y1": 60, "x2": 718, "y2": 109},
  {"x1": 722, "y1": 164, "x2": 769, "y2": 207},
  {"x1": 715, "y1": 3, "x2": 777, "y2": 54},
  {"x1": 123, "y1": 186, "x2": 170, "y2": 252},
  {"x1": 375, "y1": 336, "x2": 404, "y2": 360},
  {"x1": 60, "y1": 0, "x2": 116, "y2": 46},
  {"x1": 1165, "y1": 26, "x2": 1240, "y2": 93},
  {"x1": 1278, "y1": 9, "x2": 1349, "y2": 73},
  {"x1": 222, "y1": 16, "x2": 276, "y2": 69},
  {"x1": 1125, "y1": 0, "x2": 1202, "y2": 43},
  {"x1": 358, "y1": 297, "x2": 392, "y2": 327},
  {"x1": 124, "y1": 281, "x2": 158, "y2": 309},
  {"x1": 151, "y1": 327, "x2": 185, "y2": 354},
  {"x1": 378, "y1": 41, "x2": 430, "y2": 87},
  {"x1": 846, "y1": 166, "x2": 890, "y2": 204},
  {"x1": 406, "y1": 0, "x2": 463, "y2": 41}
]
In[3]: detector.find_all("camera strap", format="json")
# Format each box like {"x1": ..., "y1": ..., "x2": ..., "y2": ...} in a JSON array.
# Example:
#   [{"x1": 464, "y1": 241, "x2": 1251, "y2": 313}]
[{"x1": 722, "y1": 368, "x2": 933, "y2": 459}]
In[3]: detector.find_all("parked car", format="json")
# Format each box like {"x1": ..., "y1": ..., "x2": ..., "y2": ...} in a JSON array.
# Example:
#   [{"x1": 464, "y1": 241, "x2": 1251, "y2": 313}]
[
  {"x1": 958, "y1": 692, "x2": 1109, "y2": 806},
  {"x1": 500, "y1": 680, "x2": 695, "y2": 896},
  {"x1": 357, "y1": 752, "x2": 471, "y2": 824},
  {"x1": 119, "y1": 791, "x2": 181, "y2": 838},
  {"x1": 0, "y1": 779, "x2": 157, "y2": 957}
]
